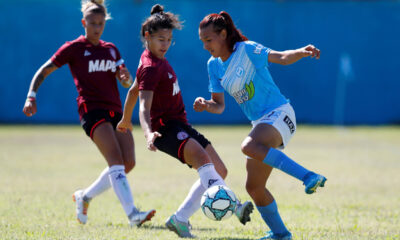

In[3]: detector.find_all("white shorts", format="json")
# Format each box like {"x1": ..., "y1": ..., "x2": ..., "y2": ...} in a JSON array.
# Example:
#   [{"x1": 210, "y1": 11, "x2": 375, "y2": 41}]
[{"x1": 251, "y1": 103, "x2": 296, "y2": 149}]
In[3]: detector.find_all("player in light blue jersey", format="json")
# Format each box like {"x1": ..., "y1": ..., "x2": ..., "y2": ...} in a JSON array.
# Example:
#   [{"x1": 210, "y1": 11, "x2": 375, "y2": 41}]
[{"x1": 194, "y1": 11, "x2": 327, "y2": 240}]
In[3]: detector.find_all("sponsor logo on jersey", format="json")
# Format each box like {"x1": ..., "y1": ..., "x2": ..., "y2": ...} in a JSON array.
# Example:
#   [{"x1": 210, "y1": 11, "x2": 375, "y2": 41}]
[
  {"x1": 84, "y1": 50, "x2": 91, "y2": 56},
  {"x1": 283, "y1": 115, "x2": 295, "y2": 134},
  {"x1": 168, "y1": 72, "x2": 173, "y2": 79},
  {"x1": 109, "y1": 48, "x2": 116, "y2": 59},
  {"x1": 172, "y1": 79, "x2": 181, "y2": 96},
  {"x1": 232, "y1": 80, "x2": 255, "y2": 104},
  {"x1": 177, "y1": 131, "x2": 188, "y2": 140},
  {"x1": 88, "y1": 59, "x2": 117, "y2": 73}
]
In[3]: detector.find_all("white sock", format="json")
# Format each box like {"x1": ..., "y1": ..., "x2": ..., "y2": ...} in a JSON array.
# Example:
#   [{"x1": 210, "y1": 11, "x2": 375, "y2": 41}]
[
  {"x1": 175, "y1": 179, "x2": 205, "y2": 223},
  {"x1": 197, "y1": 163, "x2": 226, "y2": 189},
  {"x1": 83, "y1": 167, "x2": 111, "y2": 200},
  {"x1": 108, "y1": 165, "x2": 136, "y2": 217}
]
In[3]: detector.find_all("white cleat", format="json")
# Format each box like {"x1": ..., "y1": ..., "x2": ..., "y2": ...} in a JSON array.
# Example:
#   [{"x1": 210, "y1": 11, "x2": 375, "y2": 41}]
[
  {"x1": 72, "y1": 190, "x2": 89, "y2": 224},
  {"x1": 129, "y1": 209, "x2": 156, "y2": 227}
]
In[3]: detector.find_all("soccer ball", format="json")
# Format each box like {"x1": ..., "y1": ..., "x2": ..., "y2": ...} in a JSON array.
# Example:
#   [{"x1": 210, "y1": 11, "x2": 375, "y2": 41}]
[{"x1": 201, "y1": 185, "x2": 237, "y2": 221}]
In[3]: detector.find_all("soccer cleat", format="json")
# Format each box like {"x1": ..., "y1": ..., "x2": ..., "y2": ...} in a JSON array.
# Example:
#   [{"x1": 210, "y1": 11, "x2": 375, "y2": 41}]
[
  {"x1": 303, "y1": 172, "x2": 327, "y2": 194},
  {"x1": 129, "y1": 209, "x2": 156, "y2": 227},
  {"x1": 259, "y1": 231, "x2": 292, "y2": 240},
  {"x1": 165, "y1": 214, "x2": 195, "y2": 238},
  {"x1": 235, "y1": 200, "x2": 254, "y2": 225},
  {"x1": 72, "y1": 190, "x2": 89, "y2": 224}
]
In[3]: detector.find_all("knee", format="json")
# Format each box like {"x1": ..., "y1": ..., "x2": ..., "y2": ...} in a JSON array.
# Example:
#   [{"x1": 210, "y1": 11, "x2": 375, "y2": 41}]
[
  {"x1": 245, "y1": 181, "x2": 262, "y2": 198},
  {"x1": 241, "y1": 137, "x2": 257, "y2": 158},
  {"x1": 124, "y1": 158, "x2": 135, "y2": 173},
  {"x1": 192, "y1": 148, "x2": 211, "y2": 166}
]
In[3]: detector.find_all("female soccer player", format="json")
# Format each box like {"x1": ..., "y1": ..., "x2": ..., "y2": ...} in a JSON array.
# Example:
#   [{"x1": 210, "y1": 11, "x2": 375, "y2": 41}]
[
  {"x1": 117, "y1": 4, "x2": 253, "y2": 238},
  {"x1": 194, "y1": 11, "x2": 327, "y2": 240},
  {"x1": 22, "y1": 0, "x2": 155, "y2": 227}
]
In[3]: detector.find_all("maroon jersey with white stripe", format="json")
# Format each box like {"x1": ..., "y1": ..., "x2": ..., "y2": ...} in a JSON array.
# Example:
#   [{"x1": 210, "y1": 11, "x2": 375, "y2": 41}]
[
  {"x1": 51, "y1": 35, "x2": 123, "y2": 118},
  {"x1": 136, "y1": 49, "x2": 187, "y2": 131}
]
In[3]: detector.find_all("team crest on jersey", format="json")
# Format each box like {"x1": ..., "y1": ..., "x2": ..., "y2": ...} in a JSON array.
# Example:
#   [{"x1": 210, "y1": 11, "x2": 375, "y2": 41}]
[
  {"x1": 177, "y1": 131, "x2": 189, "y2": 140},
  {"x1": 235, "y1": 67, "x2": 244, "y2": 77},
  {"x1": 254, "y1": 43, "x2": 263, "y2": 54},
  {"x1": 84, "y1": 50, "x2": 91, "y2": 57},
  {"x1": 109, "y1": 48, "x2": 116, "y2": 60}
]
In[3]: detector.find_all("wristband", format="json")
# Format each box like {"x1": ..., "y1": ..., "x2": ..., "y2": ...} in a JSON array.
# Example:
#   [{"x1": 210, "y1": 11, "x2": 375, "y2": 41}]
[{"x1": 27, "y1": 91, "x2": 36, "y2": 99}]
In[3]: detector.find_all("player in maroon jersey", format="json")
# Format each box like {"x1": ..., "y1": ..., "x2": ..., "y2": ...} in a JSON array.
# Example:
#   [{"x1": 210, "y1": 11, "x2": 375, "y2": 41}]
[
  {"x1": 117, "y1": 4, "x2": 253, "y2": 238},
  {"x1": 22, "y1": 0, "x2": 155, "y2": 227}
]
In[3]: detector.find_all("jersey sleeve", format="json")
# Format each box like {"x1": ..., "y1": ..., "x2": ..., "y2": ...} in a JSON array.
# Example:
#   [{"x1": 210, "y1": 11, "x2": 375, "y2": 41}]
[
  {"x1": 245, "y1": 41, "x2": 271, "y2": 69},
  {"x1": 207, "y1": 58, "x2": 224, "y2": 93},
  {"x1": 51, "y1": 41, "x2": 74, "y2": 67},
  {"x1": 137, "y1": 66, "x2": 160, "y2": 91},
  {"x1": 110, "y1": 44, "x2": 126, "y2": 69}
]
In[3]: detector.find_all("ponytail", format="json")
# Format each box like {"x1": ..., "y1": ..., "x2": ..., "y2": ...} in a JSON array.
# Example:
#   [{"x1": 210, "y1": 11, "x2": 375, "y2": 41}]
[
  {"x1": 140, "y1": 4, "x2": 182, "y2": 42},
  {"x1": 199, "y1": 11, "x2": 247, "y2": 52},
  {"x1": 81, "y1": 0, "x2": 111, "y2": 20}
]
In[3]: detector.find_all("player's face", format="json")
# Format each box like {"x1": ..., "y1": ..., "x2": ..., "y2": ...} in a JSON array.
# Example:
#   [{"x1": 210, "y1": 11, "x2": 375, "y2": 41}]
[
  {"x1": 82, "y1": 13, "x2": 106, "y2": 44},
  {"x1": 199, "y1": 25, "x2": 229, "y2": 60},
  {"x1": 146, "y1": 28, "x2": 173, "y2": 59}
]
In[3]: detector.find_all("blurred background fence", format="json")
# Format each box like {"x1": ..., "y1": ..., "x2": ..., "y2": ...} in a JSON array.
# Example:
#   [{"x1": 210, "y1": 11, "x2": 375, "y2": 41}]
[{"x1": 1, "y1": 0, "x2": 399, "y2": 125}]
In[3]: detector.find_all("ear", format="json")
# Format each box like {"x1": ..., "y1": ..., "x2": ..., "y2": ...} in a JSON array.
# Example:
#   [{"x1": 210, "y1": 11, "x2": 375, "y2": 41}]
[
  {"x1": 220, "y1": 29, "x2": 227, "y2": 40},
  {"x1": 81, "y1": 18, "x2": 86, "y2": 28},
  {"x1": 144, "y1": 31, "x2": 150, "y2": 41}
]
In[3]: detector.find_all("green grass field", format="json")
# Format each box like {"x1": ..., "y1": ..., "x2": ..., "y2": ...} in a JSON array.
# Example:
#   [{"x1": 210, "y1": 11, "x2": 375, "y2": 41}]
[{"x1": 0, "y1": 125, "x2": 399, "y2": 240}]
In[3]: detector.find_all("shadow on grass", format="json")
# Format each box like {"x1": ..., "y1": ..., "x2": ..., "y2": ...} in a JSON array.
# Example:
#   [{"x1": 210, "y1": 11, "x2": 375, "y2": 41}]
[
  {"x1": 140, "y1": 224, "x2": 217, "y2": 232},
  {"x1": 208, "y1": 238, "x2": 253, "y2": 240}
]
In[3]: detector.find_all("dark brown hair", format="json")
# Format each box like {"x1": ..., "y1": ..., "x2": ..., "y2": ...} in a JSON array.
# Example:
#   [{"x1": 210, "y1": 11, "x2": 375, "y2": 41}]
[
  {"x1": 141, "y1": 4, "x2": 182, "y2": 39},
  {"x1": 199, "y1": 11, "x2": 247, "y2": 52}
]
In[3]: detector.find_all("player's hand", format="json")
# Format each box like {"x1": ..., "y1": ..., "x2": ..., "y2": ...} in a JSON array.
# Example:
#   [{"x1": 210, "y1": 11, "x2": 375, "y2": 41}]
[
  {"x1": 193, "y1": 97, "x2": 208, "y2": 112},
  {"x1": 299, "y1": 44, "x2": 320, "y2": 59},
  {"x1": 117, "y1": 119, "x2": 133, "y2": 133},
  {"x1": 145, "y1": 131, "x2": 162, "y2": 151},
  {"x1": 23, "y1": 98, "x2": 37, "y2": 117},
  {"x1": 118, "y1": 67, "x2": 133, "y2": 87}
]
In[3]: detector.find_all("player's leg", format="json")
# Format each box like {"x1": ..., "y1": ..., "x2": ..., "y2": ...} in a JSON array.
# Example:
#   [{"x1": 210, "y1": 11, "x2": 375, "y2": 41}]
[
  {"x1": 74, "y1": 114, "x2": 137, "y2": 224},
  {"x1": 92, "y1": 122, "x2": 154, "y2": 226},
  {"x1": 242, "y1": 123, "x2": 325, "y2": 193},
  {"x1": 113, "y1": 126, "x2": 155, "y2": 226},
  {"x1": 73, "y1": 111, "x2": 115, "y2": 224},
  {"x1": 246, "y1": 158, "x2": 291, "y2": 239},
  {"x1": 172, "y1": 143, "x2": 227, "y2": 225},
  {"x1": 80, "y1": 130, "x2": 134, "y2": 206},
  {"x1": 114, "y1": 129, "x2": 135, "y2": 173},
  {"x1": 183, "y1": 138, "x2": 226, "y2": 188},
  {"x1": 205, "y1": 144, "x2": 254, "y2": 225}
]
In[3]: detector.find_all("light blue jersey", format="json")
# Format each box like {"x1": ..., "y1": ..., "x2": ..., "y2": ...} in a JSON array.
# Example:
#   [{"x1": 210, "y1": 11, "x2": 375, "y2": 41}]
[{"x1": 208, "y1": 41, "x2": 289, "y2": 121}]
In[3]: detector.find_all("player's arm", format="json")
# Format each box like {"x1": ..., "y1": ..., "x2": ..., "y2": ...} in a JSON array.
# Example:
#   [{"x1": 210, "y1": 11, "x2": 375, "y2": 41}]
[
  {"x1": 23, "y1": 59, "x2": 58, "y2": 117},
  {"x1": 268, "y1": 44, "x2": 320, "y2": 65},
  {"x1": 193, "y1": 92, "x2": 225, "y2": 114},
  {"x1": 139, "y1": 90, "x2": 161, "y2": 151},
  {"x1": 117, "y1": 79, "x2": 139, "y2": 132}
]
